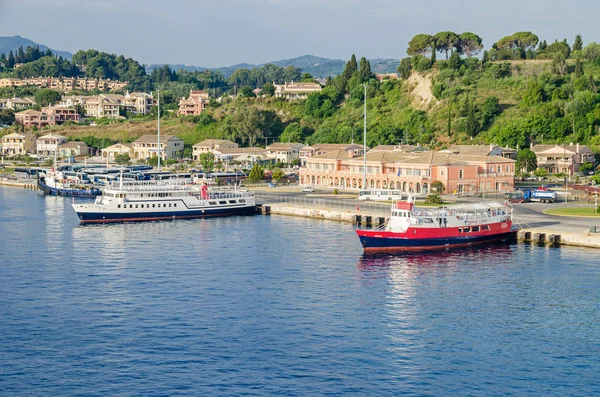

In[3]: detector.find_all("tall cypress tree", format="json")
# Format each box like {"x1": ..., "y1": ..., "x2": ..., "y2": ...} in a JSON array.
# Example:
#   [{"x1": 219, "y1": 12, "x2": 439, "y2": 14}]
[
  {"x1": 7, "y1": 50, "x2": 15, "y2": 68},
  {"x1": 16, "y1": 46, "x2": 24, "y2": 63},
  {"x1": 573, "y1": 34, "x2": 583, "y2": 51},
  {"x1": 575, "y1": 57, "x2": 584, "y2": 78}
]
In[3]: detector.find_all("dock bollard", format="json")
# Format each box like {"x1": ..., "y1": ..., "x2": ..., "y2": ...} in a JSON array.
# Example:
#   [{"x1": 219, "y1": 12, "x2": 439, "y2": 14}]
[
  {"x1": 548, "y1": 234, "x2": 560, "y2": 244},
  {"x1": 354, "y1": 215, "x2": 362, "y2": 226},
  {"x1": 377, "y1": 217, "x2": 386, "y2": 227},
  {"x1": 262, "y1": 205, "x2": 271, "y2": 215},
  {"x1": 365, "y1": 216, "x2": 372, "y2": 227},
  {"x1": 524, "y1": 231, "x2": 531, "y2": 241}
]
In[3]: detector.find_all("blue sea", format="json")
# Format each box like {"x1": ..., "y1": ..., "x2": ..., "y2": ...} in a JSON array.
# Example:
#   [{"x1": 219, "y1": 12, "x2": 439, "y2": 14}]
[{"x1": 1, "y1": 187, "x2": 599, "y2": 396}]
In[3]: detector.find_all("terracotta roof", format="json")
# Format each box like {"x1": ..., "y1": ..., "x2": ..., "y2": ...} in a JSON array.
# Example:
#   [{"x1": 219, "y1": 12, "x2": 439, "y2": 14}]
[
  {"x1": 266, "y1": 142, "x2": 304, "y2": 150},
  {"x1": 59, "y1": 141, "x2": 88, "y2": 148},
  {"x1": 135, "y1": 134, "x2": 182, "y2": 143},
  {"x1": 16, "y1": 109, "x2": 41, "y2": 116},
  {"x1": 193, "y1": 139, "x2": 236, "y2": 147},
  {"x1": 531, "y1": 144, "x2": 593, "y2": 154}
]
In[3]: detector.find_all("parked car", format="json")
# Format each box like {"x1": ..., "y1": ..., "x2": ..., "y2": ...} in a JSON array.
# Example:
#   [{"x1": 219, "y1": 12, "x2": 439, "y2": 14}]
[
  {"x1": 301, "y1": 186, "x2": 314, "y2": 193},
  {"x1": 268, "y1": 182, "x2": 278, "y2": 187}
]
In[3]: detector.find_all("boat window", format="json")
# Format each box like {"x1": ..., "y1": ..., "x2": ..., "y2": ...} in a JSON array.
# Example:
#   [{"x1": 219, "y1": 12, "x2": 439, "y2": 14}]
[
  {"x1": 482, "y1": 225, "x2": 490, "y2": 231},
  {"x1": 141, "y1": 194, "x2": 144, "y2": 197},
  {"x1": 463, "y1": 227, "x2": 471, "y2": 232},
  {"x1": 174, "y1": 204, "x2": 177, "y2": 207},
  {"x1": 239, "y1": 199, "x2": 245, "y2": 203},
  {"x1": 209, "y1": 201, "x2": 217, "y2": 205},
  {"x1": 153, "y1": 204, "x2": 155, "y2": 208},
  {"x1": 423, "y1": 218, "x2": 434, "y2": 223},
  {"x1": 118, "y1": 205, "x2": 121, "y2": 209},
  {"x1": 472, "y1": 226, "x2": 480, "y2": 232},
  {"x1": 135, "y1": 204, "x2": 138, "y2": 208},
  {"x1": 229, "y1": 200, "x2": 236, "y2": 204},
  {"x1": 130, "y1": 204, "x2": 133, "y2": 208},
  {"x1": 458, "y1": 228, "x2": 462, "y2": 233},
  {"x1": 169, "y1": 203, "x2": 172, "y2": 207},
  {"x1": 219, "y1": 201, "x2": 227, "y2": 205}
]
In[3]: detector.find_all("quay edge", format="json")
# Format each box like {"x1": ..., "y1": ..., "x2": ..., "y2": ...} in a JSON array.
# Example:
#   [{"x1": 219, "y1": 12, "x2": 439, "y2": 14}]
[{"x1": 518, "y1": 228, "x2": 600, "y2": 249}]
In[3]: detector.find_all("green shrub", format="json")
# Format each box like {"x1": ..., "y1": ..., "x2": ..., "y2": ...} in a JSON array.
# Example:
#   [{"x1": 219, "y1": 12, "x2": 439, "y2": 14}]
[{"x1": 424, "y1": 193, "x2": 444, "y2": 204}]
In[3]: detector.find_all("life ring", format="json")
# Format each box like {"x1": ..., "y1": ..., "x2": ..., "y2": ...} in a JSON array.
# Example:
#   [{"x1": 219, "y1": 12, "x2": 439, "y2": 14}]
[{"x1": 406, "y1": 218, "x2": 411, "y2": 224}]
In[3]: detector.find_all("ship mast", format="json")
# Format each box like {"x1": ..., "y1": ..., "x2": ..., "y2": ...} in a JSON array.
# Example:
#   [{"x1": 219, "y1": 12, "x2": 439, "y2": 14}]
[{"x1": 157, "y1": 88, "x2": 161, "y2": 170}]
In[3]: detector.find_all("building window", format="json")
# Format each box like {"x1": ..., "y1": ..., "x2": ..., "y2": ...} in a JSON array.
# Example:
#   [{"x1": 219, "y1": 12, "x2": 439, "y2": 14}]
[{"x1": 459, "y1": 169, "x2": 463, "y2": 179}]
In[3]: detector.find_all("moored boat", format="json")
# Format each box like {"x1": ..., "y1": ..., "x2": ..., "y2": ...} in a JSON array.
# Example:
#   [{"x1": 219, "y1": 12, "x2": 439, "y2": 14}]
[
  {"x1": 356, "y1": 198, "x2": 516, "y2": 252},
  {"x1": 38, "y1": 171, "x2": 102, "y2": 198},
  {"x1": 71, "y1": 180, "x2": 256, "y2": 224}
]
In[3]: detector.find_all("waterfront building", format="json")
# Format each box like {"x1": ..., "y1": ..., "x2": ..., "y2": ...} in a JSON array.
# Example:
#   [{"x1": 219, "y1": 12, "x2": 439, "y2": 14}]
[
  {"x1": 132, "y1": 134, "x2": 184, "y2": 161},
  {"x1": 192, "y1": 139, "x2": 239, "y2": 160},
  {"x1": 531, "y1": 143, "x2": 595, "y2": 176},
  {"x1": 101, "y1": 143, "x2": 133, "y2": 161},
  {"x1": 375, "y1": 73, "x2": 399, "y2": 81},
  {"x1": 443, "y1": 144, "x2": 517, "y2": 159},
  {"x1": 36, "y1": 133, "x2": 68, "y2": 156},
  {"x1": 58, "y1": 141, "x2": 89, "y2": 157},
  {"x1": 299, "y1": 143, "x2": 368, "y2": 165},
  {"x1": 273, "y1": 81, "x2": 322, "y2": 100},
  {"x1": 178, "y1": 90, "x2": 209, "y2": 116},
  {"x1": 83, "y1": 96, "x2": 121, "y2": 119},
  {"x1": 266, "y1": 142, "x2": 304, "y2": 163},
  {"x1": 1, "y1": 132, "x2": 37, "y2": 156},
  {"x1": 300, "y1": 150, "x2": 515, "y2": 194},
  {"x1": 210, "y1": 147, "x2": 268, "y2": 165}
]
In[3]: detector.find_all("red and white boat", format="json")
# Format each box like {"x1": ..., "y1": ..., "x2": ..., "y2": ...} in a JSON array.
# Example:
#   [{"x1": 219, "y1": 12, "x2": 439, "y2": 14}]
[{"x1": 356, "y1": 198, "x2": 516, "y2": 252}]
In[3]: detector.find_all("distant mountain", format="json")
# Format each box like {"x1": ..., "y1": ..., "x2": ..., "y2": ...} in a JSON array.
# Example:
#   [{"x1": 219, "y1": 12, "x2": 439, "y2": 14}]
[
  {"x1": 146, "y1": 55, "x2": 399, "y2": 79},
  {"x1": 0, "y1": 35, "x2": 72, "y2": 59}
]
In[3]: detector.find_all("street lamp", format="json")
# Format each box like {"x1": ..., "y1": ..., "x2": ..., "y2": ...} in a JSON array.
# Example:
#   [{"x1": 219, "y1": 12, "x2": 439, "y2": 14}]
[{"x1": 361, "y1": 83, "x2": 367, "y2": 190}]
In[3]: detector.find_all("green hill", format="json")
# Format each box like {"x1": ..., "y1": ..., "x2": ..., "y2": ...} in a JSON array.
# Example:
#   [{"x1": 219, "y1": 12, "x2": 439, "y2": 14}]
[{"x1": 0, "y1": 35, "x2": 72, "y2": 59}]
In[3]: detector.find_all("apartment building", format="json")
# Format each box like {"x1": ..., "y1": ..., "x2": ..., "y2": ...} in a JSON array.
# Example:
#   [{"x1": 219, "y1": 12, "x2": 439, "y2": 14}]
[
  {"x1": 58, "y1": 141, "x2": 89, "y2": 157},
  {"x1": 192, "y1": 139, "x2": 239, "y2": 160},
  {"x1": 36, "y1": 133, "x2": 68, "y2": 156},
  {"x1": 0, "y1": 77, "x2": 128, "y2": 92},
  {"x1": 132, "y1": 135, "x2": 184, "y2": 160},
  {"x1": 101, "y1": 143, "x2": 133, "y2": 161},
  {"x1": 15, "y1": 109, "x2": 53, "y2": 128},
  {"x1": 1, "y1": 132, "x2": 37, "y2": 156},
  {"x1": 531, "y1": 143, "x2": 596, "y2": 175},
  {"x1": 265, "y1": 142, "x2": 305, "y2": 163},
  {"x1": 178, "y1": 90, "x2": 209, "y2": 116},
  {"x1": 274, "y1": 81, "x2": 322, "y2": 99}
]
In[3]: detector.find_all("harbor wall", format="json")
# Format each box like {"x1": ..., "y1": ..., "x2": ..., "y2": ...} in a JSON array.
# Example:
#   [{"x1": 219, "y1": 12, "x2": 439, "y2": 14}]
[
  {"x1": 518, "y1": 228, "x2": 600, "y2": 249},
  {"x1": 263, "y1": 203, "x2": 388, "y2": 225},
  {"x1": 0, "y1": 178, "x2": 38, "y2": 190}
]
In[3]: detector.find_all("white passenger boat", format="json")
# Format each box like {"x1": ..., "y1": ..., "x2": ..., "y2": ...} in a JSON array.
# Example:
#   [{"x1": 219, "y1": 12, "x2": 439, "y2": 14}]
[{"x1": 71, "y1": 180, "x2": 256, "y2": 224}]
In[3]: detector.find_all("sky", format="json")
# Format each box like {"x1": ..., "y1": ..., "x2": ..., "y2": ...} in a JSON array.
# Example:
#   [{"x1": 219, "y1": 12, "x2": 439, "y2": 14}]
[{"x1": 1, "y1": 0, "x2": 598, "y2": 67}]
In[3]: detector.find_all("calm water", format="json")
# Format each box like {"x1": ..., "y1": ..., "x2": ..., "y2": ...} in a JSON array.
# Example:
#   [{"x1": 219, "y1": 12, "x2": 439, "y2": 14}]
[{"x1": 1, "y1": 187, "x2": 599, "y2": 396}]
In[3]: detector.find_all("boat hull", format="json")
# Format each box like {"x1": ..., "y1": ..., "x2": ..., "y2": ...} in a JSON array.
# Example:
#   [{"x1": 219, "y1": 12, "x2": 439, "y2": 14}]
[
  {"x1": 38, "y1": 177, "x2": 101, "y2": 198},
  {"x1": 74, "y1": 205, "x2": 257, "y2": 224},
  {"x1": 357, "y1": 229, "x2": 517, "y2": 252}
]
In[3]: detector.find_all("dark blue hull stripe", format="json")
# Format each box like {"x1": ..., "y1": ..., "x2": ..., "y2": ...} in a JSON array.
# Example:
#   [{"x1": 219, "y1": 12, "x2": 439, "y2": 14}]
[
  {"x1": 359, "y1": 232, "x2": 516, "y2": 249},
  {"x1": 76, "y1": 206, "x2": 256, "y2": 223}
]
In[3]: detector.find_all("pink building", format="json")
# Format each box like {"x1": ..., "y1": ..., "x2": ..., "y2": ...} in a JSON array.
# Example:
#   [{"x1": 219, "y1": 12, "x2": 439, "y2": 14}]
[
  {"x1": 178, "y1": 90, "x2": 209, "y2": 116},
  {"x1": 300, "y1": 150, "x2": 515, "y2": 195}
]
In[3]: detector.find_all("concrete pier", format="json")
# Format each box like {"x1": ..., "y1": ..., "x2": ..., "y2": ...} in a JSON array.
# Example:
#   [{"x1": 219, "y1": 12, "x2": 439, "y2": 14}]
[
  {"x1": 518, "y1": 228, "x2": 600, "y2": 248},
  {"x1": 265, "y1": 203, "x2": 388, "y2": 224},
  {"x1": 0, "y1": 178, "x2": 38, "y2": 190}
]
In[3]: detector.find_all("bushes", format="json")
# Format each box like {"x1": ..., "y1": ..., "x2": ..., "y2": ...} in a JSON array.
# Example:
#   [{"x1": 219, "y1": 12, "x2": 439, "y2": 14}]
[{"x1": 425, "y1": 194, "x2": 444, "y2": 204}]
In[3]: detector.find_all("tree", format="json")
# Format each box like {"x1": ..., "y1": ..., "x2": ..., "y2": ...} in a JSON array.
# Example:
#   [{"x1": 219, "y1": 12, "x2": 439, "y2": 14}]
[
  {"x1": 247, "y1": 163, "x2": 264, "y2": 182},
  {"x1": 551, "y1": 53, "x2": 567, "y2": 76},
  {"x1": 407, "y1": 34, "x2": 434, "y2": 57},
  {"x1": 34, "y1": 89, "x2": 62, "y2": 106},
  {"x1": 516, "y1": 149, "x2": 537, "y2": 172},
  {"x1": 533, "y1": 168, "x2": 549, "y2": 179},
  {"x1": 114, "y1": 153, "x2": 131, "y2": 165},
  {"x1": 573, "y1": 34, "x2": 583, "y2": 52},
  {"x1": 280, "y1": 122, "x2": 304, "y2": 143},
  {"x1": 495, "y1": 32, "x2": 539, "y2": 54},
  {"x1": 574, "y1": 57, "x2": 584, "y2": 78},
  {"x1": 397, "y1": 57, "x2": 412, "y2": 79},
  {"x1": 271, "y1": 167, "x2": 285, "y2": 182},
  {"x1": 7, "y1": 50, "x2": 15, "y2": 68},
  {"x1": 430, "y1": 180, "x2": 445, "y2": 193},
  {"x1": 457, "y1": 32, "x2": 483, "y2": 58},
  {"x1": 582, "y1": 42, "x2": 600, "y2": 62},
  {"x1": 262, "y1": 82, "x2": 275, "y2": 97},
  {"x1": 239, "y1": 86, "x2": 255, "y2": 98},
  {"x1": 434, "y1": 31, "x2": 459, "y2": 60},
  {"x1": 199, "y1": 152, "x2": 215, "y2": 173}
]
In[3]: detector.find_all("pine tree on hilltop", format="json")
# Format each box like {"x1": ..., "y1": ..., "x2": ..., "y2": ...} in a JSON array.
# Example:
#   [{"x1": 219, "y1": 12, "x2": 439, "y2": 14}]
[{"x1": 573, "y1": 34, "x2": 583, "y2": 52}]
